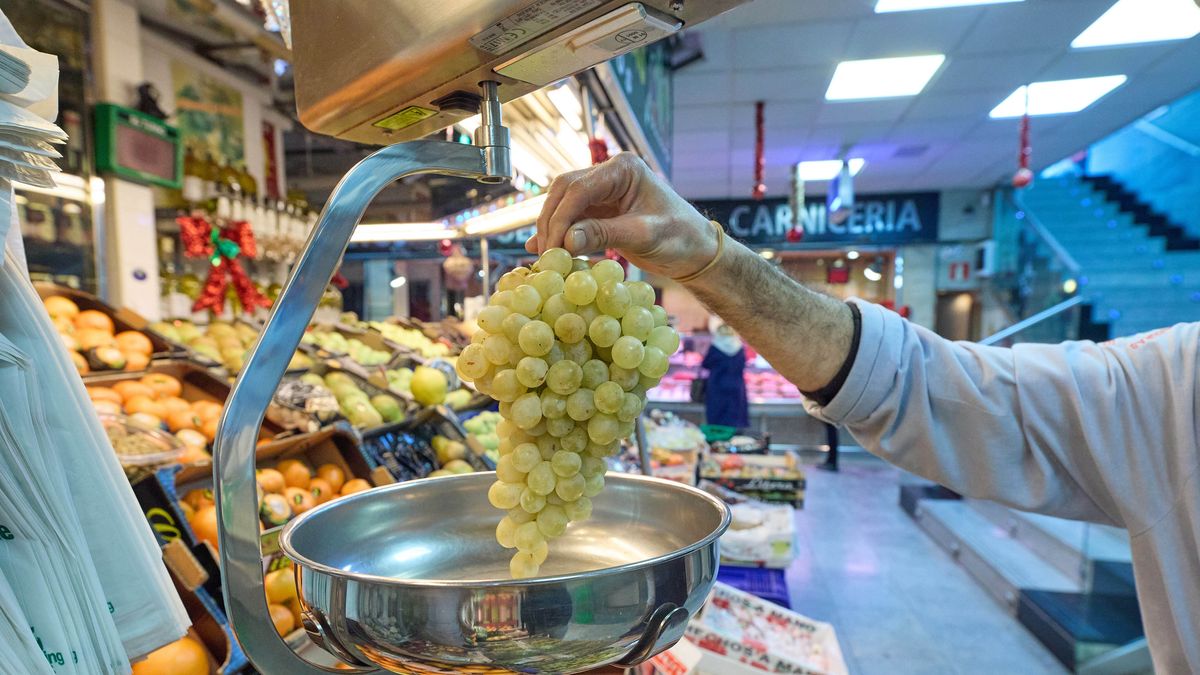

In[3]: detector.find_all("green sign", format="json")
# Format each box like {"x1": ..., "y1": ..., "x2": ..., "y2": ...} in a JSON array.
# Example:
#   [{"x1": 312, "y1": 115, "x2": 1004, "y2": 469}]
[
  {"x1": 609, "y1": 41, "x2": 673, "y2": 177},
  {"x1": 93, "y1": 103, "x2": 183, "y2": 189}
]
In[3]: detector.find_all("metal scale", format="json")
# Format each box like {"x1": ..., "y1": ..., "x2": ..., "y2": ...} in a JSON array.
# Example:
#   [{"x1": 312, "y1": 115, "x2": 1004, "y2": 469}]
[{"x1": 213, "y1": 2, "x2": 747, "y2": 672}]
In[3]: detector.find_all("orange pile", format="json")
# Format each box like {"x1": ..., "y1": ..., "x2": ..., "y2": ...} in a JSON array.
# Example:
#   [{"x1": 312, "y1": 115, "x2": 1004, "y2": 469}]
[
  {"x1": 87, "y1": 373, "x2": 216, "y2": 464},
  {"x1": 44, "y1": 295, "x2": 155, "y2": 374}
]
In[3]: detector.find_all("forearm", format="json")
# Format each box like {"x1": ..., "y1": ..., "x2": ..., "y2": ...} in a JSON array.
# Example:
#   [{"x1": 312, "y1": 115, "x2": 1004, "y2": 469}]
[{"x1": 682, "y1": 237, "x2": 854, "y2": 392}]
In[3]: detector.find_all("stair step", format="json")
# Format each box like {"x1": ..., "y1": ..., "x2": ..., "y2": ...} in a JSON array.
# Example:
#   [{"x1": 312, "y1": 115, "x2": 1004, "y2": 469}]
[
  {"x1": 913, "y1": 500, "x2": 1082, "y2": 613},
  {"x1": 1017, "y1": 590, "x2": 1144, "y2": 671},
  {"x1": 969, "y1": 501, "x2": 1091, "y2": 583}
]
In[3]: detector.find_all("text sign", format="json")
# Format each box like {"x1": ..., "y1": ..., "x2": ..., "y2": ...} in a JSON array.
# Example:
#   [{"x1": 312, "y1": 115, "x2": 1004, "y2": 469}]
[{"x1": 694, "y1": 192, "x2": 940, "y2": 246}]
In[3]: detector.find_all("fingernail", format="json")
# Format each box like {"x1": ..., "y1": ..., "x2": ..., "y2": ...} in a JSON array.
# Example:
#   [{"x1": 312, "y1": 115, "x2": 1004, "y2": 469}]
[{"x1": 568, "y1": 227, "x2": 586, "y2": 253}]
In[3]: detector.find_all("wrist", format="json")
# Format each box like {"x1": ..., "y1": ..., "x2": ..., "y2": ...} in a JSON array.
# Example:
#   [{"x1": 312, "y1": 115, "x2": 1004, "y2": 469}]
[{"x1": 671, "y1": 219, "x2": 724, "y2": 282}]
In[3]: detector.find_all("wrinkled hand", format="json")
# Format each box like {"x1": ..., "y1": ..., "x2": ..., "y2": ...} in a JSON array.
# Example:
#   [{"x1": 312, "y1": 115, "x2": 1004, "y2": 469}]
[{"x1": 527, "y1": 153, "x2": 718, "y2": 280}]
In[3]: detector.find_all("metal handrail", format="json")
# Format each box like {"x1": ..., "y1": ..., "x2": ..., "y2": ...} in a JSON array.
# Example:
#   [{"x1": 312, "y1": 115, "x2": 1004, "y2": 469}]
[
  {"x1": 1077, "y1": 637, "x2": 1152, "y2": 675},
  {"x1": 980, "y1": 295, "x2": 1085, "y2": 346},
  {"x1": 1011, "y1": 189, "x2": 1082, "y2": 276}
]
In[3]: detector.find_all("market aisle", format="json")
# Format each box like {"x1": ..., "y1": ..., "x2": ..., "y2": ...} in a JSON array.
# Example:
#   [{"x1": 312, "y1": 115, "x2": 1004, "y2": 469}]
[{"x1": 786, "y1": 456, "x2": 1067, "y2": 675}]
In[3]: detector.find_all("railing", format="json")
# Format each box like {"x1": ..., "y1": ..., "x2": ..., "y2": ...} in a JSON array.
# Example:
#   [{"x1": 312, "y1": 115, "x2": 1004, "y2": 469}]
[{"x1": 979, "y1": 295, "x2": 1085, "y2": 347}]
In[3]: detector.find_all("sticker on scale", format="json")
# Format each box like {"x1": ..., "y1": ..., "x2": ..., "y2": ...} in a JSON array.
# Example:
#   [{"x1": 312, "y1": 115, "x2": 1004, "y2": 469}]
[
  {"x1": 470, "y1": 0, "x2": 605, "y2": 55},
  {"x1": 374, "y1": 106, "x2": 436, "y2": 131}
]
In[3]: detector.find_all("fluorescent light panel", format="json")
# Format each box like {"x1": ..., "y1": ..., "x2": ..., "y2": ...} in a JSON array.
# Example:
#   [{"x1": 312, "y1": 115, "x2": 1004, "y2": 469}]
[
  {"x1": 826, "y1": 55, "x2": 946, "y2": 100},
  {"x1": 463, "y1": 193, "x2": 549, "y2": 236},
  {"x1": 989, "y1": 75, "x2": 1127, "y2": 118},
  {"x1": 351, "y1": 223, "x2": 457, "y2": 243},
  {"x1": 876, "y1": 0, "x2": 1022, "y2": 12},
  {"x1": 1071, "y1": 0, "x2": 1200, "y2": 48},
  {"x1": 797, "y1": 158, "x2": 866, "y2": 181}
]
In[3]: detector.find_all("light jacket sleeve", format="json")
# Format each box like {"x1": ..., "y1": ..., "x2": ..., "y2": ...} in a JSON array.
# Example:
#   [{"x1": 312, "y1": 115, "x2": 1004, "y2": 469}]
[{"x1": 805, "y1": 300, "x2": 1200, "y2": 531}]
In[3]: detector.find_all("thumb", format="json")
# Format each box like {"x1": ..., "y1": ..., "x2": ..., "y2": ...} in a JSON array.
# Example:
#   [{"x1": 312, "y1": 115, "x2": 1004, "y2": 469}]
[{"x1": 565, "y1": 216, "x2": 641, "y2": 256}]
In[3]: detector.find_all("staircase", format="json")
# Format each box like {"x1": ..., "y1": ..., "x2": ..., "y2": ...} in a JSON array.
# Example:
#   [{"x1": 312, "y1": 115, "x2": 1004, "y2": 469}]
[
  {"x1": 900, "y1": 486, "x2": 1146, "y2": 672},
  {"x1": 1019, "y1": 173, "x2": 1200, "y2": 338}
]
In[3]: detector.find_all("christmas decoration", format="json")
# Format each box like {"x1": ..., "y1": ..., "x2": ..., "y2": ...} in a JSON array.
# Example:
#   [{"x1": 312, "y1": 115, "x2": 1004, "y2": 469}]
[
  {"x1": 178, "y1": 213, "x2": 271, "y2": 315},
  {"x1": 752, "y1": 101, "x2": 766, "y2": 200},
  {"x1": 1012, "y1": 87, "x2": 1033, "y2": 188},
  {"x1": 588, "y1": 137, "x2": 609, "y2": 165},
  {"x1": 442, "y1": 245, "x2": 474, "y2": 290}
]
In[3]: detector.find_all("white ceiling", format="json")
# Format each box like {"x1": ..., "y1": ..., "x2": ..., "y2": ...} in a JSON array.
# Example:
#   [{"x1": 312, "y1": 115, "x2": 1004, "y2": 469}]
[{"x1": 670, "y1": 0, "x2": 1200, "y2": 198}]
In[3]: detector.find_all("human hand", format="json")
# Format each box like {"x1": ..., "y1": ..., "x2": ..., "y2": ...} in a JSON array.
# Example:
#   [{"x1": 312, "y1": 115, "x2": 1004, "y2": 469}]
[{"x1": 527, "y1": 153, "x2": 719, "y2": 280}]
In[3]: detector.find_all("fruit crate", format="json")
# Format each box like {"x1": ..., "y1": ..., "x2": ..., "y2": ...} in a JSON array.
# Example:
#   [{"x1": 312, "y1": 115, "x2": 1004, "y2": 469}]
[
  {"x1": 699, "y1": 452, "x2": 806, "y2": 509},
  {"x1": 277, "y1": 360, "x2": 413, "y2": 433},
  {"x1": 302, "y1": 322, "x2": 407, "y2": 373},
  {"x1": 359, "y1": 405, "x2": 494, "y2": 483},
  {"x1": 715, "y1": 566, "x2": 790, "y2": 609},
  {"x1": 35, "y1": 282, "x2": 179, "y2": 356}
]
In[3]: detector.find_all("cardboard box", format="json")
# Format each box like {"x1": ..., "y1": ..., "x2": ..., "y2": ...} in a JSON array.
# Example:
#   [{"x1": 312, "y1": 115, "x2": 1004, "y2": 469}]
[{"x1": 700, "y1": 452, "x2": 806, "y2": 508}]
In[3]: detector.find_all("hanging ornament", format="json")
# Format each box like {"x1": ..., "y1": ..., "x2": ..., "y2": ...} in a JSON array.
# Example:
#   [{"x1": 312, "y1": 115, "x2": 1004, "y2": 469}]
[
  {"x1": 752, "y1": 100, "x2": 766, "y2": 200},
  {"x1": 1012, "y1": 85, "x2": 1034, "y2": 188},
  {"x1": 786, "y1": 161, "x2": 805, "y2": 242},
  {"x1": 443, "y1": 246, "x2": 474, "y2": 290},
  {"x1": 438, "y1": 238, "x2": 455, "y2": 257},
  {"x1": 588, "y1": 137, "x2": 609, "y2": 165},
  {"x1": 177, "y1": 213, "x2": 271, "y2": 315}
]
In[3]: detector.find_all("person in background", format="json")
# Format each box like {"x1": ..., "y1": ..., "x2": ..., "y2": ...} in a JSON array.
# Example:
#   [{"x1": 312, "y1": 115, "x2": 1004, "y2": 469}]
[{"x1": 701, "y1": 319, "x2": 749, "y2": 430}]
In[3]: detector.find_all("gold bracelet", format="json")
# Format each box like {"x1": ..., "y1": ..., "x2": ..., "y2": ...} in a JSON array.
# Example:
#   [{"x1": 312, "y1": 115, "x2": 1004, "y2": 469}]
[{"x1": 673, "y1": 220, "x2": 726, "y2": 283}]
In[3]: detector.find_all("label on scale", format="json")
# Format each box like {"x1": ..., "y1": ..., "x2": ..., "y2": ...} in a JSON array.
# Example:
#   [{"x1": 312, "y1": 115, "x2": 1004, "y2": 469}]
[{"x1": 470, "y1": 0, "x2": 604, "y2": 55}]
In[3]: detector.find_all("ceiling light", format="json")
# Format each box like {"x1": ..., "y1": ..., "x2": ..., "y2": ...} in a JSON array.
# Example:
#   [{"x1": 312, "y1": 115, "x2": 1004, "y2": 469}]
[
  {"x1": 989, "y1": 75, "x2": 1127, "y2": 118},
  {"x1": 1071, "y1": 0, "x2": 1200, "y2": 49},
  {"x1": 463, "y1": 193, "x2": 549, "y2": 236},
  {"x1": 389, "y1": 276, "x2": 407, "y2": 289},
  {"x1": 826, "y1": 55, "x2": 945, "y2": 100},
  {"x1": 876, "y1": 0, "x2": 1022, "y2": 11},
  {"x1": 351, "y1": 222, "x2": 458, "y2": 243},
  {"x1": 846, "y1": 250, "x2": 860, "y2": 260},
  {"x1": 760, "y1": 249, "x2": 776, "y2": 259},
  {"x1": 864, "y1": 266, "x2": 883, "y2": 282},
  {"x1": 546, "y1": 83, "x2": 584, "y2": 130},
  {"x1": 797, "y1": 158, "x2": 866, "y2": 181}
]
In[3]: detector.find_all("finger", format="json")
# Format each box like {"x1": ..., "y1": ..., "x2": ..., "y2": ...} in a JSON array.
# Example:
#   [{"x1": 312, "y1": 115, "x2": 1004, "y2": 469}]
[
  {"x1": 536, "y1": 169, "x2": 586, "y2": 253},
  {"x1": 545, "y1": 159, "x2": 636, "y2": 252},
  {"x1": 564, "y1": 214, "x2": 650, "y2": 256}
]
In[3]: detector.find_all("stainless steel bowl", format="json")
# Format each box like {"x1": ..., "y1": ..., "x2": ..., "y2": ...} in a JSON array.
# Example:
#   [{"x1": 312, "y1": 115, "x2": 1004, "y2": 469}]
[{"x1": 279, "y1": 471, "x2": 730, "y2": 674}]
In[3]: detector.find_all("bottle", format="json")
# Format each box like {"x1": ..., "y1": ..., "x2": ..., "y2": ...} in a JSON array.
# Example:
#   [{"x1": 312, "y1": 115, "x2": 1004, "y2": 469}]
[{"x1": 182, "y1": 147, "x2": 204, "y2": 205}]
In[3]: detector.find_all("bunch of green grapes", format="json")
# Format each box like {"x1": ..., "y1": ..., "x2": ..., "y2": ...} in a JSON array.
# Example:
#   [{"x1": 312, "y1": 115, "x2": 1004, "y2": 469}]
[{"x1": 455, "y1": 248, "x2": 681, "y2": 579}]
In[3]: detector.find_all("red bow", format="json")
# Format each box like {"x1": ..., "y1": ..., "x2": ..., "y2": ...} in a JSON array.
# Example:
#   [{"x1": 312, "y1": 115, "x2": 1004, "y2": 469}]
[{"x1": 177, "y1": 214, "x2": 270, "y2": 315}]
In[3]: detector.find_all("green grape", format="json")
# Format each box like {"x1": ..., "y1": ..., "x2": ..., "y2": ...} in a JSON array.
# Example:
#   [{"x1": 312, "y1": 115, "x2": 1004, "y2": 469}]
[
  {"x1": 561, "y1": 426, "x2": 589, "y2": 453},
  {"x1": 514, "y1": 521, "x2": 544, "y2": 551},
  {"x1": 554, "y1": 313, "x2": 587, "y2": 344},
  {"x1": 529, "y1": 270, "x2": 566, "y2": 300},
  {"x1": 488, "y1": 481, "x2": 523, "y2": 509},
  {"x1": 563, "y1": 270, "x2": 598, "y2": 305},
  {"x1": 586, "y1": 440, "x2": 618, "y2": 458},
  {"x1": 564, "y1": 497, "x2": 592, "y2": 522},
  {"x1": 471, "y1": 330, "x2": 487, "y2": 345},
  {"x1": 571, "y1": 257, "x2": 589, "y2": 273},
  {"x1": 501, "y1": 312, "x2": 531, "y2": 343},
  {"x1": 527, "y1": 419, "x2": 547, "y2": 437},
  {"x1": 627, "y1": 280, "x2": 655, "y2": 308},
  {"x1": 581, "y1": 359, "x2": 609, "y2": 389},
  {"x1": 588, "y1": 315, "x2": 620, "y2": 347},
  {"x1": 496, "y1": 418, "x2": 516, "y2": 437},
  {"x1": 510, "y1": 551, "x2": 539, "y2": 579},
  {"x1": 536, "y1": 247, "x2": 574, "y2": 276},
  {"x1": 646, "y1": 325, "x2": 680, "y2": 355},
  {"x1": 518, "y1": 320, "x2": 554, "y2": 357},
  {"x1": 510, "y1": 392, "x2": 543, "y2": 430},
  {"x1": 497, "y1": 400, "x2": 512, "y2": 418},
  {"x1": 617, "y1": 392, "x2": 645, "y2": 422},
  {"x1": 515, "y1": 356, "x2": 548, "y2": 388},
  {"x1": 594, "y1": 344, "x2": 612, "y2": 362},
  {"x1": 510, "y1": 425, "x2": 534, "y2": 447},
  {"x1": 609, "y1": 364, "x2": 639, "y2": 391},
  {"x1": 496, "y1": 516, "x2": 517, "y2": 548},
  {"x1": 490, "y1": 289, "x2": 513, "y2": 308},
  {"x1": 544, "y1": 341, "x2": 564, "y2": 365},
  {"x1": 508, "y1": 507, "x2": 535, "y2": 524},
  {"x1": 510, "y1": 285, "x2": 543, "y2": 317},
  {"x1": 566, "y1": 389, "x2": 596, "y2": 421},
  {"x1": 474, "y1": 373, "x2": 493, "y2": 397},
  {"x1": 638, "y1": 345, "x2": 669, "y2": 378},
  {"x1": 483, "y1": 334, "x2": 513, "y2": 365},
  {"x1": 511, "y1": 266, "x2": 531, "y2": 279},
  {"x1": 536, "y1": 504, "x2": 569, "y2": 538},
  {"x1": 527, "y1": 461, "x2": 557, "y2": 496},
  {"x1": 555, "y1": 473, "x2": 586, "y2": 501},
  {"x1": 530, "y1": 540, "x2": 549, "y2": 566},
  {"x1": 617, "y1": 419, "x2": 636, "y2": 439},
  {"x1": 536, "y1": 434, "x2": 559, "y2": 460},
  {"x1": 611, "y1": 336, "x2": 645, "y2": 370},
  {"x1": 584, "y1": 472, "x2": 605, "y2": 498},
  {"x1": 546, "y1": 415, "x2": 575, "y2": 438},
  {"x1": 551, "y1": 450, "x2": 582, "y2": 477},
  {"x1": 491, "y1": 369, "x2": 524, "y2": 402},
  {"x1": 591, "y1": 258, "x2": 625, "y2": 286},
  {"x1": 540, "y1": 390, "x2": 567, "y2": 419},
  {"x1": 581, "y1": 456, "x2": 606, "y2": 479},
  {"x1": 545, "y1": 360, "x2": 583, "y2": 395},
  {"x1": 457, "y1": 343, "x2": 489, "y2": 380},
  {"x1": 596, "y1": 281, "x2": 631, "y2": 318},
  {"x1": 512, "y1": 443, "x2": 541, "y2": 473},
  {"x1": 562, "y1": 339, "x2": 592, "y2": 365},
  {"x1": 541, "y1": 293, "x2": 577, "y2": 327},
  {"x1": 635, "y1": 376, "x2": 656, "y2": 395},
  {"x1": 620, "y1": 306, "x2": 654, "y2": 341},
  {"x1": 496, "y1": 271, "x2": 523, "y2": 292},
  {"x1": 587, "y1": 412, "x2": 620, "y2": 444},
  {"x1": 650, "y1": 305, "x2": 669, "y2": 327},
  {"x1": 519, "y1": 487, "x2": 546, "y2": 514},
  {"x1": 546, "y1": 493, "x2": 565, "y2": 506},
  {"x1": 498, "y1": 437, "x2": 516, "y2": 457},
  {"x1": 496, "y1": 454, "x2": 526, "y2": 483},
  {"x1": 594, "y1": 381, "x2": 624, "y2": 414},
  {"x1": 477, "y1": 305, "x2": 510, "y2": 334},
  {"x1": 577, "y1": 302, "x2": 600, "y2": 325}
]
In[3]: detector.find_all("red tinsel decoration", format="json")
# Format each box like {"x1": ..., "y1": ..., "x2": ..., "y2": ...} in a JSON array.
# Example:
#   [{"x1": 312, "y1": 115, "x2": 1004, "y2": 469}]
[
  {"x1": 1012, "y1": 91, "x2": 1033, "y2": 188},
  {"x1": 588, "y1": 137, "x2": 609, "y2": 165},
  {"x1": 752, "y1": 101, "x2": 766, "y2": 200},
  {"x1": 178, "y1": 213, "x2": 271, "y2": 314}
]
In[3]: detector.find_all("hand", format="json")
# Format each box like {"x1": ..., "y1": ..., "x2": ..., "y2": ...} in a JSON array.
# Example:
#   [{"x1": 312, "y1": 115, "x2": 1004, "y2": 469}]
[{"x1": 527, "y1": 153, "x2": 718, "y2": 280}]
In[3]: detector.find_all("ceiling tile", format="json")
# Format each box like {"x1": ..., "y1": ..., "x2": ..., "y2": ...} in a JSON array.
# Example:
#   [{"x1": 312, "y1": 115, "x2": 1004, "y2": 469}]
[
  {"x1": 956, "y1": 0, "x2": 1109, "y2": 55},
  {"x1": 674, "y1": 105, "x2": 734, "y2": 132},
  {"x1": 888, "y1": 118, "x2": 976, "y2": 143},
  {"x1": 806, "y1": 121, "x2": 897, "y2": 145},
  {"x1": 1040, "y1": 43, "x2": 1178, "y2": 81},
  {"x1": 731, "y1": 20, "x2": 856, "y2": 68},
  {"x1": 816, "y1": 99, "x2": 913, "y2": 125},
  {"x1": 842, "y1": 9, "x2": 980, "y2": 60},
  {"x1": 673, "y1": 130, "x2": 731, "y2": 154},
  {"x1": 674, "y1": 71, "x2": 732, "y2": 106},
  {"x1": 730, "y1": 101, "x2": 822, "y2": 129},
  {"x1": 901, "y1": 91, "x2": 997, "y2": 121},
  {"x1": 732, "y1": 67, "x2": 831, "y2": 102},
  {"x1": 930, "y1": 52, "x2": 1059, "y2": 93},
  {"x1": 677, "y1": 27, "x2": 733, "y2": 75}
]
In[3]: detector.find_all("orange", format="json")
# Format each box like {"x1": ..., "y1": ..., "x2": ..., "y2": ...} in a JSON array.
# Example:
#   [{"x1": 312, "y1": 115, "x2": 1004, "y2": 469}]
[
  {"x1": 123, "y1": 351, "x2": 151, "y2": 371},
  {"x1": 189, "y1": 505, "x2": 220, "y2": 551},
  {"x1": 191, "y1": 400, "x2": 223, "y2": 422},
  {"x1": 112, "y1": 381, "x2": 155, "y2": 402},
  {"x1": 277, "y1": 459, "x2": 312, "y2": 489},
  {"x1": 130, "y1": 635, "x2": 209, "y2": 675},
  {"x1": 70, "y1": 351, "x2": 89, "y2": 375},
  {"x1": 264, "y1": 569, "x2": 297, "y2": 604},
  {"x1": 124, "y1": 395, "x2": 166, "y2": 419},
  {"x1": 75, "y1": 328, "x2": 115, "y2": 351},
  {"x1": 201, "y1": 417, "x2": 220, "y2": 443},
  {"x1": 308, "y1": 477, "x2": 334, "y2": 505},
  {"x1": 257, "y1": 468, "x2": 286, "y2": 494},
  {"x1": 92, "y1": 399, "x2": 122, "y2": 415},
  {"x1": 268, "y1": 602, "x2": 295, "y2": 637},
  {"x1": 43, "y1": 295, "x2": 79, "y2": 321},
  {"x1": 161, "y1": 396, "x2": 191, "y2": 415},
  {"x1": 176, "y1": 428, "x2": 207, "y2": 451},
  {"x1": 141, "y1": 373, "x2": 182, "y2": 398},
  {"x1": 115, "y1": 330, "x2": 153, "y2": 356},
  {"x1": 183, "y1": 488, "x2": 215, "y2": 511},
  {"x1": 52, "y1": 315, "x2": 76, "y2": 335},
  {"x1": 178, "y1": 445, "x2": 210, "y2": 464},
  {"x1": 283, "y1": 486, "x2": 316, "y2": 515},
  {"x1": 316, "y1": 464, "x2": 346, "y2": 493},
  {"x1": 340, "y1": 478, "x2": 371, "y2": 496},
  {"x1": 87, "y1": 386, "x2": 122, "y2": 404},
  {"x1": 167, "y1": 409, "x2": 203, "y2": 433},
  {"x1": 128, "y1": 412, "x2": 163, "y2": 429},
  {"x1": 74, "y1": 309, "x2": 114, "y2": 333}
]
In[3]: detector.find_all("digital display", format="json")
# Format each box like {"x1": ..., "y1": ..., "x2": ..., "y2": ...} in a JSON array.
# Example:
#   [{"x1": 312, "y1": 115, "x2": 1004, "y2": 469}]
[{"x1": 115, "y1": 124, "x2": 176, "y2": 181}]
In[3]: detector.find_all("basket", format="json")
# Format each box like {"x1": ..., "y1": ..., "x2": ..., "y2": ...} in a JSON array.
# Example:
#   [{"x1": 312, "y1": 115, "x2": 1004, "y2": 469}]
[{"x1": 715, "y1": 566, "x2": 790, "y2": 609}]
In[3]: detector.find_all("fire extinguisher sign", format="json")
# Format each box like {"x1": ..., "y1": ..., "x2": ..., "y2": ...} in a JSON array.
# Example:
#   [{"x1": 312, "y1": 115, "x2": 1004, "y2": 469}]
[{"x1": 938, "y1": 245, "x2": 980, "y2": 291}]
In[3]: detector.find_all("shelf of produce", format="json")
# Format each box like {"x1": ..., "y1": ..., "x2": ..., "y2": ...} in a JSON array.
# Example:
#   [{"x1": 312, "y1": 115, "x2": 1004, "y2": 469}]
[{"x1": 276, "y1": 360, "x2": 411, "y2": 433}]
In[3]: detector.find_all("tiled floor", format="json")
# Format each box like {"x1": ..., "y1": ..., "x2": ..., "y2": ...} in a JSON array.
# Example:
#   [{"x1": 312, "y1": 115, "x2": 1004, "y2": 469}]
[{"x1": 787, "y1": 456, "x2": 1067, "y2": 675}]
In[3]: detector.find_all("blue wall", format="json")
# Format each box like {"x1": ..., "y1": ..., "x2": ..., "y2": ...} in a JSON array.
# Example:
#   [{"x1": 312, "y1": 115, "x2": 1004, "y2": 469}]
[{"x1": 1087, "y1": 88, "x2": 1200, "y2": 237}]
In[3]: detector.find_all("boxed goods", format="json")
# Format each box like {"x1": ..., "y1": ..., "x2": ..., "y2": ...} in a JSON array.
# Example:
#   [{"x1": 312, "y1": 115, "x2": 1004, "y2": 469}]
[
  {"x1": 700, "y1": 452, "x2": 805, "y2": 508},
  {"x1": 275, "y1": 361, "x2": 410, "y2": 432},
  {"x1": 148, "y1": 317, "x2": 314, "y2": 374},
  {"x1": 721, "y1": 501, "x2": 796, "y2": 568}
]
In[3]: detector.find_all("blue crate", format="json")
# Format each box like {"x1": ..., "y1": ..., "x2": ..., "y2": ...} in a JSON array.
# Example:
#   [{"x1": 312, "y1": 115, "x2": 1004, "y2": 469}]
[{"x1": 716, "y1": 565, "x2": 790, "y2": 609}]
